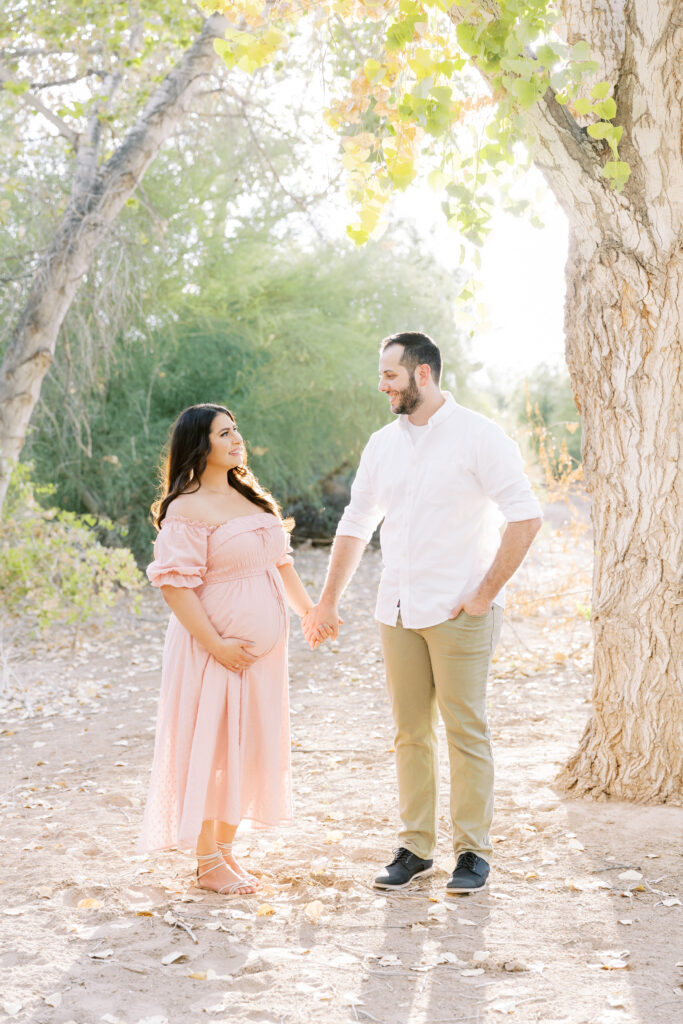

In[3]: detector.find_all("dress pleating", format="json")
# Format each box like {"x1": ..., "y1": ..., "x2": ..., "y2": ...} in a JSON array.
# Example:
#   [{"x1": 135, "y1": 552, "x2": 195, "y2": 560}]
[{"x1": 138, "y1": 511, "x2": 294, "y2": 853}]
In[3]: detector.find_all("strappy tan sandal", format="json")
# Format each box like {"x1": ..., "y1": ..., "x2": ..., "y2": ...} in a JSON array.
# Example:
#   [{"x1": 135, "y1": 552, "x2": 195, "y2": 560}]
[
  {"x1": 216, "y1": 841, "x2": 260, "y2": 888},
  {"x1": 195, "y1": 851, "x2": 256, "y2": 896}
]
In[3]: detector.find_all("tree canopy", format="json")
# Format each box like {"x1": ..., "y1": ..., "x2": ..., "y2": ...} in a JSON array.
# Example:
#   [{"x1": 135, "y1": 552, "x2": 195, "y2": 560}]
[{"x1": 207, "y1": 0, "x2": 629, "y2": 248}]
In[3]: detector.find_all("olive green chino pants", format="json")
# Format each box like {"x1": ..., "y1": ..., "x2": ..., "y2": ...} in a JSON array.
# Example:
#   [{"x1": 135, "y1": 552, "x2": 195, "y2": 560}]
[{"x1": 380, "y1": 607, "x2": 503, "y2": 862}]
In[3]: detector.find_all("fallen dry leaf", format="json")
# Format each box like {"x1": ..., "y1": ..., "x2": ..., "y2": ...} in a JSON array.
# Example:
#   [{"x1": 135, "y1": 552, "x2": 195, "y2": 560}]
[
  {"x1": 303, "y1": 900, "x2": 324, "y2": 923},
  {"x1": 187, "y1": 971, "x2": 207, "y2": 980},
  {"x1": 376, "y1": 954, "x2": 402, "y2": 967},
  {"x1": 660, "y1": 898, "x2": 681, "y2": 907},
  {"x1": 161, "y1": 951, "x2": 189, "y2": 965},
  {"x1": 491, "y1": 999, "x2": 516, "y2": 1014},
  {"x1": 77, "y1": 897, "x2": 103, "y2": 910},
  {"x1": 257, "y1": 903, "x2": 276, "y2": 916},
  {"x1": 437, "y1": 952, "x2": 464, "y2": 965},
  {"x1": 618, "y1": 870, "x2": 642, "y2": 881},
  {"x1": 599, "y1": 958, "x2": 630, "y2": 970},
  {"x1": 504, "y1": 960, "x2": 529, "y2": 972},
  {"x1": 593, "y1": 949, "x2": 631, "y2": 970}
]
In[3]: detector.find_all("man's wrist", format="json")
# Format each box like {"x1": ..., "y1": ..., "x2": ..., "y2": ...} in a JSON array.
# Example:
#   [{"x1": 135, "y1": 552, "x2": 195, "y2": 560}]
[{"x1": 474, "y1": 585, "x2": 496, "y2": 606}]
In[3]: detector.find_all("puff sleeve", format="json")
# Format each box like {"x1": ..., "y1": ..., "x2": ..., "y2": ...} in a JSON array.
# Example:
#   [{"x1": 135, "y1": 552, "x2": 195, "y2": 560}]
[{"x1": 146, "y1": 519, "x2": 209, "y2": 589}]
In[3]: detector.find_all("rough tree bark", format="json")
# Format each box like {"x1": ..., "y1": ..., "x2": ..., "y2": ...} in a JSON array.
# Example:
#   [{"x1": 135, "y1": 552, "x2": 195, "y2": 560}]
[
  {"x1": 450, "y1": 0, "x2": 682, "y2": 800},
  {"x1": 548, "y1": 0, "x2": 683, "y2": 802},
  {"x1": 0, "y1": 13, "x2": 228, "y2": 513}
]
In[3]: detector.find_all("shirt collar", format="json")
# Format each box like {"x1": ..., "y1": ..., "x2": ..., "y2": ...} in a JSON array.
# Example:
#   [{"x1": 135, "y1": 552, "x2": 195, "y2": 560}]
[{"x1": 398, "y1": 391, "x2": 457, "y2": 432}]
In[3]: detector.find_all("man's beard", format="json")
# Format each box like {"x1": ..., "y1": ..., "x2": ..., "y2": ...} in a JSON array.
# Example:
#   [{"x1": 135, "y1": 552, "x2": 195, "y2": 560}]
[{"x1": 392, "y1": 372, "x2": 422, "y2": 415}]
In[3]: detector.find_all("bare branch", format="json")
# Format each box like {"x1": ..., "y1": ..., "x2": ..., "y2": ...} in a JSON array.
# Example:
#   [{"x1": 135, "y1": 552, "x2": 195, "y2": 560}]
[
  {"x1": 30, "y1": 70, "x2": 107, "y2": 91},
  {"x1": 0, "y1": 65, "x2": 79, "y2": 145}
]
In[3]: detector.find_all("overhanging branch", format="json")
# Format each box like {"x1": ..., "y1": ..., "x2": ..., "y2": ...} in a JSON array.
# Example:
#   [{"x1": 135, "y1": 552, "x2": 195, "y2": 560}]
[{"x1": 0, "y1": 64, "x2": 79, "y2": 145}]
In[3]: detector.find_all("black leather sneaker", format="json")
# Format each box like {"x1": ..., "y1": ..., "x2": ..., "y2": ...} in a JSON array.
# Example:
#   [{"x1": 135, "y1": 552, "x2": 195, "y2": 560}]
[
  {"x1": 373, "y1": 847, "x2": 434, "y2": 890},
  {"x1": 446, "y1": 852, "x2": 490, "y2": 894}
]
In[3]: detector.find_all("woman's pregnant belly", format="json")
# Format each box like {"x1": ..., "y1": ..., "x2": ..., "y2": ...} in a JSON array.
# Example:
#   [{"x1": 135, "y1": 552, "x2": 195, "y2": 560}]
[{"x1": 199, "y1": 572, "x2": 287, "y2": 659}]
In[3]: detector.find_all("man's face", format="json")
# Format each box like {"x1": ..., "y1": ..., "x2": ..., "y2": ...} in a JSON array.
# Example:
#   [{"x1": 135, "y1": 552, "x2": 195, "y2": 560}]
[{"x1": 378, "y1": 344, "x2": 422, "y2": 416}]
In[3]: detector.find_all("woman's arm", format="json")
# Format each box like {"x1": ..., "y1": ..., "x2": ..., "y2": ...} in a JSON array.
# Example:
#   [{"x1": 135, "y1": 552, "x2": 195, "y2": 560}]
[
  {"x1": 160, "y1": 586, "x2": 256, "y2": 669},
  {"x1": 276, "y1": 564, "x2": 316, "y2": 618}
]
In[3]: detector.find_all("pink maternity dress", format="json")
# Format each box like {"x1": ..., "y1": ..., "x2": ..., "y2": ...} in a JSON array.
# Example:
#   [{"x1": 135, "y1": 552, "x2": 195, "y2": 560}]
[{"x1": 139, "y1": 512, "x2": 294, "y2": 853}]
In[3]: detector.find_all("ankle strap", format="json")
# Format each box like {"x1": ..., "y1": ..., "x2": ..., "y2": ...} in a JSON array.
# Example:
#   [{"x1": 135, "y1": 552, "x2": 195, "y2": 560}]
[
  {"x1": 196, "y1": 850, "x2": 225, "y2": 880},
  {"x1": 216, "y1": 841, "x2": 233, "y2": 852}
]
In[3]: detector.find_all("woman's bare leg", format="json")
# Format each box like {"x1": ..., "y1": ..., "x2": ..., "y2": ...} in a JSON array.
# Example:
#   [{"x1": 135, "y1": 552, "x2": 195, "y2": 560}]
[
  {"x1": 195, "y1": 820, "x2": 256, "y2": 895},
  {"x1": 215, "y1": 821, "x2": 259, "y2": 885}
]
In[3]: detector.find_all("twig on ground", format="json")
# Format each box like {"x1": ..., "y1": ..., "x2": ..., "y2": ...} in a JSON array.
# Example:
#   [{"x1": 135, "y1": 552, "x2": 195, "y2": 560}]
[
  {"x1": 592, "y1": 864, "x2": 638, "y2": 873},
  {"x1": 163, "y1": 910, "x2": 198, "y2": 943}
]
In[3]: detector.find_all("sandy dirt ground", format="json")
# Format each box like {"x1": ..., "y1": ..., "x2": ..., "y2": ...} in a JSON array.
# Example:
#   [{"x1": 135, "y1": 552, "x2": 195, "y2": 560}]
[{"x1": 1, "y1": 508, "x2": 682, "y2": 1024}]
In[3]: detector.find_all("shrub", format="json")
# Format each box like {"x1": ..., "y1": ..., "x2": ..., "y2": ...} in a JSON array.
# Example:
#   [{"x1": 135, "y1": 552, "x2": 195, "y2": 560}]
[{"x1": 0, "y1": 466, "x2": 143, "y2": 633}]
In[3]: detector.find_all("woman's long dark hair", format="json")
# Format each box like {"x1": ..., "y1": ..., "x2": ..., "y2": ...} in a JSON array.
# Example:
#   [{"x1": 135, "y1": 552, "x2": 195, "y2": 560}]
[{"x1": 151, "y1": 404, "x2": 292, "y2": 531}]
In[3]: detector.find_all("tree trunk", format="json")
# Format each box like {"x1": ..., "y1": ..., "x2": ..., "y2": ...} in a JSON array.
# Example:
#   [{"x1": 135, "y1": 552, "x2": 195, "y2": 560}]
[
  {"x1": 546, "y1": 0, "x2": 683, "y2": 803},
  {"x1": 447, "y1": 0, "x2": 683, "y2": 801},
  {"x1": 556, "y1": 239, "x2": 683, "y2": 802},
  {"x1": 0, "y1": 13, "x2": 227, "y2": 514}
]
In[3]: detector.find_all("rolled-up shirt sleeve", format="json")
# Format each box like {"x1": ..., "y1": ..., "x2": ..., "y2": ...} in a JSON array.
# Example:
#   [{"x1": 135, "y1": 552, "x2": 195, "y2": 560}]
[
  {"x1": 475, "y1": 423, "x2": 543, "y2": 523},
  {"x1": 336, "y1": 438, "x2": 386, "y2": 543}
]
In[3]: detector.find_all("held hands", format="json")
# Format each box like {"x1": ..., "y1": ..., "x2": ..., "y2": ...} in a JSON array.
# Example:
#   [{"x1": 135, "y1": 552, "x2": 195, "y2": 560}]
[
  {"x1": 302, "y1": 600, "x2": 343, "y2": 650},
  {"x1": 448, "y1": 590, "x2": 492, "y2": 619},
  {"x1": 212, "y1": 636, "x2": 257, "y2": 672}
]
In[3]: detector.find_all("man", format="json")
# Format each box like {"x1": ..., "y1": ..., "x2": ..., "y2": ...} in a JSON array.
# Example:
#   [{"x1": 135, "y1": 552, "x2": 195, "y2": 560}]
[{"x1": 304, "y1": 332, "x2": 542, "y2": 894}]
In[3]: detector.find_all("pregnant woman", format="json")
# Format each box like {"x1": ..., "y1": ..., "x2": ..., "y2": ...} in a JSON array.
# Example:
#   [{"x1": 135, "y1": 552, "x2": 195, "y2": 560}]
[{"x1": 139, "y1": 403, "x2": 328, "y2": 895}]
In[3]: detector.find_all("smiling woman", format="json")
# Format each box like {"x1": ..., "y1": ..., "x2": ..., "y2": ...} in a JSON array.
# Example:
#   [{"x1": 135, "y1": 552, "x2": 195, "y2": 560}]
[{"x1": 139, "y1": 404, "x2": 331, "y2": 896}]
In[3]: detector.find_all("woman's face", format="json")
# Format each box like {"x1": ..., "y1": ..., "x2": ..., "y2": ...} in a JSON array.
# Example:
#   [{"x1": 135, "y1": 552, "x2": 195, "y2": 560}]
[{"x1": 206, "y1": 412, "x2": 244, "y2": 470}]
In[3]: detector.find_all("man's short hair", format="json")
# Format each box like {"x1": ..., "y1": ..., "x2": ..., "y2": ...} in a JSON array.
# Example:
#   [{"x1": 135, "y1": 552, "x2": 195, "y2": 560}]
[{"x1": 380, "y1": 331, "x2": 442, "y2": 383}]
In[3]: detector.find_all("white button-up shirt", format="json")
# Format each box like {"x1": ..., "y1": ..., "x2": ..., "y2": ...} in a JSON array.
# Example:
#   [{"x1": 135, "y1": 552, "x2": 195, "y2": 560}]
[{"x1": 336, "y1": 392, "x2": 543, "y2": 628}]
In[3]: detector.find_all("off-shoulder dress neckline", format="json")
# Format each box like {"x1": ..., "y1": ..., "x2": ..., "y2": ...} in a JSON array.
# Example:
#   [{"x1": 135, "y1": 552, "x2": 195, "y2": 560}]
[{"x1": 163, "y1": 511, "x2": 279, "y2": 533}]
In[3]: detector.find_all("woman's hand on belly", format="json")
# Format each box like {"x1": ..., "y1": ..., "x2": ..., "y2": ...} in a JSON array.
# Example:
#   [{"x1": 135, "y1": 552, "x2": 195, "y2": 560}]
[{"x1": 210, "y1": 636, "x2": 258, "y2": 672}]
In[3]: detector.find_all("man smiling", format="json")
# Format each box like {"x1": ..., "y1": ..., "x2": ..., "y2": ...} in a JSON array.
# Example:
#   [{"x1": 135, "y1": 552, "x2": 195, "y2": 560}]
[{"x1": 304, "y1": 331, "x2": 542, "y2": 894}]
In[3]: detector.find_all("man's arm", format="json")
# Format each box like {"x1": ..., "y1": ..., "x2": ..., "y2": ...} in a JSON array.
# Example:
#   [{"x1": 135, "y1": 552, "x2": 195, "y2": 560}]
[
  {"x1": 303, "y1": 436, "x2": 385, "y2": 648},
  {"x1": 449, "y1": 517, "x2": 542, "y2": 618},
  {"x1": 302, "y1": 535, "x2": 367, "y2": 645}
]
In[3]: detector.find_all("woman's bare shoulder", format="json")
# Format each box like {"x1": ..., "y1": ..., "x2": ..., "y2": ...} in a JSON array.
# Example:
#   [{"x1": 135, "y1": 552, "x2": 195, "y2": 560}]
[{"x1": 165, "y1": 491, "x2": 214, "y2": 523}]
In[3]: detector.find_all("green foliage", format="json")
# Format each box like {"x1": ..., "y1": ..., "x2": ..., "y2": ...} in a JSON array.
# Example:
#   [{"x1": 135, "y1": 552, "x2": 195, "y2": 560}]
[
  {"x1": 0, "y1": 466, "x2": 143, "y2": 633},
  {"x1": 0, "y1": 1, "x2": 202, "y2": 142},
  {"x1": 27, "y1": 233, "x2": 472, "y2": 561},
  {"x1": 207, "y1": 0, "x2": 631, "y2": 252},
  {"x1": 516, "y1": 363, "x2": 582, "y2": 478}
]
